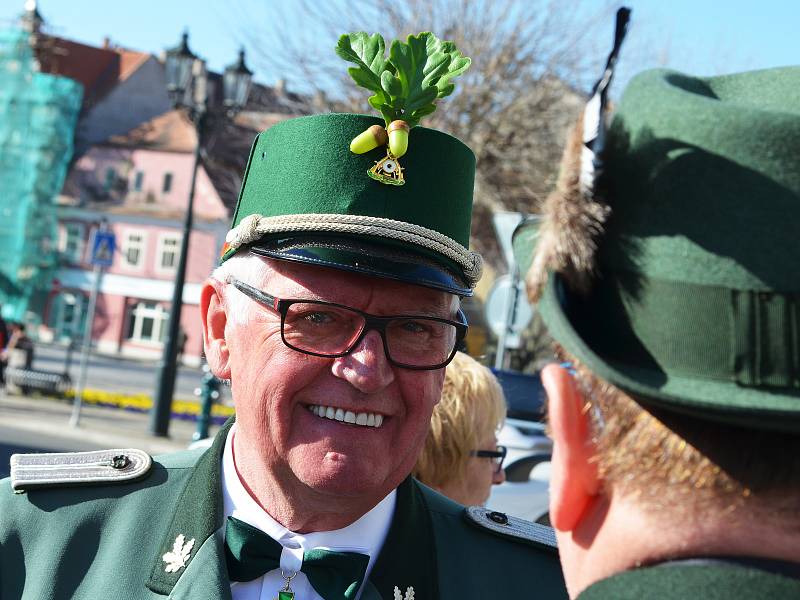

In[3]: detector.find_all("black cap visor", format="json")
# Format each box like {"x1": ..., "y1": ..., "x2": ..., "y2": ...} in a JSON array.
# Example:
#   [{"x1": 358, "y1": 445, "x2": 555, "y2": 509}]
[{"x1": 247, "y1": 233, "x2": 472, "y2": 296}]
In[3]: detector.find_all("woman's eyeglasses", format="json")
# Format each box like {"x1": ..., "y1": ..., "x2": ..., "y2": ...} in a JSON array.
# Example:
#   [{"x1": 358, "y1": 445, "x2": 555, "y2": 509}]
[{"x1": 470, "y1": 445, "x2": 507, "y2": 474}]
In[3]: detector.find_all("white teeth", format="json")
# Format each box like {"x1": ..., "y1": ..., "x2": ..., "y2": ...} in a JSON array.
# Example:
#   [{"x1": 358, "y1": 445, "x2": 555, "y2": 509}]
[{"x1": 307, "y1": 404, "x2": 385, "y2": 428}]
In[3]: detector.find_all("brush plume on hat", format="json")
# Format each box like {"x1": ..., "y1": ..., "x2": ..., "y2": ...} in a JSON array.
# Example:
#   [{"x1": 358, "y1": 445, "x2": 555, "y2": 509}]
[{"x1": 527, "y1": 8, "x2": 630, "y2": 301}]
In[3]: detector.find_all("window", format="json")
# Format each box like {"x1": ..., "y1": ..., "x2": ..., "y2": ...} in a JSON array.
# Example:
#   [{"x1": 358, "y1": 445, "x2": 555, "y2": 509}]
[
  {"x1": 104, "y1": 167, "x2": 116, "y2": 191},
  {"x1": 121, "y1": 231, "x2": 145, "y2": 268},
  {"x1": 133, "y1": 171, "x2": 144, "y2": 192},
  {"x1": 59, "y1": 222, "x2": 85, "y2": 263},
  {"x1": 157, "y1": 234, "x2": 181, "y2": 272},
  {"x1": 162, "y1": 172, "x2": 173, "y2": 193},
  {"x1": 49, "y1": 291, "x2": 87, "y2": 342},
  {"x1": 126, "y1": 301, "x2": 169, "y2": 343}
]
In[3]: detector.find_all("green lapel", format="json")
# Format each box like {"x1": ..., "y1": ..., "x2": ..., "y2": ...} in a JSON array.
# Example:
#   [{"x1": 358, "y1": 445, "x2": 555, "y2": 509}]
[
  {"x1": 146, "y1": 421, "x2": 233, "y2": 595},
  {"x1": 368, "y1": 478, "x2": 439, "y2": 599},
  {"x1": 168, "y1": 529, "x2": 232, "y2": 600},
  {"x1": 359, "y1": 580, "x2": 387, "y2": 600}
]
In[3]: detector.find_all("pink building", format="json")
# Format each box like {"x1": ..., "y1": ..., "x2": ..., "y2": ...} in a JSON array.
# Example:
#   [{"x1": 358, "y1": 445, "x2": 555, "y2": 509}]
[
  {"x1": 19, "y1": 14, "x2": 301, "y2": 367},
  {"x1": 45, "y1": 110, "x2": 232, "y2": 366}
]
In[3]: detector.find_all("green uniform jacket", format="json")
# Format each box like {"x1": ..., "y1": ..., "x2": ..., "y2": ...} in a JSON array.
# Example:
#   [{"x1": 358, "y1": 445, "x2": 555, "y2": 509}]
[
  {"x1": 578, "y1": 560, "x2": 800, "y2": 599},
  {"x1": 0, "y1": 425, "x2": 567, "y2": 599}
]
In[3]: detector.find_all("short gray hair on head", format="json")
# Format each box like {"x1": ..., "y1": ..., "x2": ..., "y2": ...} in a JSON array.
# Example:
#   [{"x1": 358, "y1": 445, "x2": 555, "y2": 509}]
[{"x1": 211, "y1": 252, "x2": 272, "y2": 325}]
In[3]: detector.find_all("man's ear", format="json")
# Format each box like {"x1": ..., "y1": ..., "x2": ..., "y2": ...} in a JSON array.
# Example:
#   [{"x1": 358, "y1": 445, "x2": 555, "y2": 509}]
[
  {"x1": 200, "y1": 278, "x2": 231, "y2": 380},
  {"x1": 542, "y1": 363, "x2": 600, "y2": 532}
]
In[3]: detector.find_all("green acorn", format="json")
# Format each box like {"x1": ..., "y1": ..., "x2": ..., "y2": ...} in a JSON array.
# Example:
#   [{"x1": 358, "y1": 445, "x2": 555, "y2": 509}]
[
  {"x1": 349, "y1": 124, "x2": 388, "y2": 154},
  {"x1": 387, "y1": 120, "x2": 410, "y2": 158}
]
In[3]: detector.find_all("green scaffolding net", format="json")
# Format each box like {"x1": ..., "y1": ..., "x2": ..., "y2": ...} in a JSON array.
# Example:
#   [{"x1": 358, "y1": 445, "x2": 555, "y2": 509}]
[{"x1": 0, "y1": 28, "x2": 83, "y2": 323}]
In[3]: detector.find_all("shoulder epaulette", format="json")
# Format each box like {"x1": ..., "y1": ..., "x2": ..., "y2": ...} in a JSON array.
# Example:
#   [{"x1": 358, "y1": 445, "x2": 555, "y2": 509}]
[
  {"x1": 10, "y1": 448, "x2": 152, "y2": 493},
  {"x1": 463, "y1": 506, "x2": 558, "y2": 554}
]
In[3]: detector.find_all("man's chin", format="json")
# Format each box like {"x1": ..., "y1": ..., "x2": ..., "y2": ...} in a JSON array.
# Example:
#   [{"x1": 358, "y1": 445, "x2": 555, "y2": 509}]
[{"x1": 292, "y1": 456, "x2": 403, "y2": 502}]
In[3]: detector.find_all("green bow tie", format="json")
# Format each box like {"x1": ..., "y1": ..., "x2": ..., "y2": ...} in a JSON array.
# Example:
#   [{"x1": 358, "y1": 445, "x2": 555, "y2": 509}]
[{"x1": 224, "y1": 516, "x2": 370, "y2": 599}]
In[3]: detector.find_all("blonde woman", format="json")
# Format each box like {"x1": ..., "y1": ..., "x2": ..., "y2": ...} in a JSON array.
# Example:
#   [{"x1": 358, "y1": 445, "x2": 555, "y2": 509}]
[{"x1": 414, "y1": 351, "x2": 507, "y2": 505}]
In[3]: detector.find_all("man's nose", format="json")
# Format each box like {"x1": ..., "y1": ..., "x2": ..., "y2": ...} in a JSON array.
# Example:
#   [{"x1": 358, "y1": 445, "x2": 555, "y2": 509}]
[
  {"x1": 331, "y1": 330, "x2": 395, "y2": 393},
  {"x1": 492, "y1": 467, "x2": 506, "y2": 486}
]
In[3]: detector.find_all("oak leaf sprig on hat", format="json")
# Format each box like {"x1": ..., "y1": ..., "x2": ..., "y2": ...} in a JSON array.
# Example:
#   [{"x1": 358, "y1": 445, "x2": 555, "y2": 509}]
[{"x1": 337, "y1": 31, "x2": 470, "y2": 158}]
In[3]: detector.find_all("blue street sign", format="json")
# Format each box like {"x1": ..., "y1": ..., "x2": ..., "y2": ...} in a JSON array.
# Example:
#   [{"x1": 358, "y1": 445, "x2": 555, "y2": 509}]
[{"x1": 91, "y1": 231, "x2": 116, "y2": 267}]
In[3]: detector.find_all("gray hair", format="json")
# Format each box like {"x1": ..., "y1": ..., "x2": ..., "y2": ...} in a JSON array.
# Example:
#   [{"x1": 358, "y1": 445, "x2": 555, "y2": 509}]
[{"x1": 211, "y1": 253, "x2": 272, "y2": 325}]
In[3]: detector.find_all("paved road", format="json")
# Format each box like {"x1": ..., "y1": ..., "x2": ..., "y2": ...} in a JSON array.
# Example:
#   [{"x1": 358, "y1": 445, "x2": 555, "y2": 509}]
[
  {"x1": 0, "y1": 391, "x2": 205, "y2": 480},
  {"x1": 0, "y1": 424, "x2": 107, "y2": 479},
  {"x1": 30, "y1": 343, "x2": 228, "y2": 401}
]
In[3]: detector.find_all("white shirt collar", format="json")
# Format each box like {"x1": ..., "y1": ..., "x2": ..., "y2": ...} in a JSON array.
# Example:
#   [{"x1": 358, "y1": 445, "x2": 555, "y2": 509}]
[{"x1": 221, "y1": 423, "x2": 396, "y2": 575}]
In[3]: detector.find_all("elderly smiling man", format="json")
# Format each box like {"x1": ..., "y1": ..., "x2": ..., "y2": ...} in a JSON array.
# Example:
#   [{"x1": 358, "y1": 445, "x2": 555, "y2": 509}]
[{"x1": 0, "y1": 32, "x2": 566, "y2": 600}]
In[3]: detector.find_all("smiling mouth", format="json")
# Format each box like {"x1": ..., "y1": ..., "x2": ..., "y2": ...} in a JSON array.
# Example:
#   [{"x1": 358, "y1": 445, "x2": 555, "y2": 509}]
[{"x1": 307, "y1": 404, "x2": 385, "y2": 428}]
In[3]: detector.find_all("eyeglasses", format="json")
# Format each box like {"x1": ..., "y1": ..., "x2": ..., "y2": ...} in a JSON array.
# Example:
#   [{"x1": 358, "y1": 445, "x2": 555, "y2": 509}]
[
  {"x1": 470, "y1": 445, "x2": 507, "y2": 474},
  {"x1": 226, "y1": 276, "x2": 468, "y2": 370}
]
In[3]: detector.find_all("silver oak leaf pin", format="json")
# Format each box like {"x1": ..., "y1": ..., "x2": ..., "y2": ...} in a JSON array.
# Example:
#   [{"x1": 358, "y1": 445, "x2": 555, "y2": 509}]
[
  {"x1": 163, "y1": 534, "x2": 196, "y2": 573},
  {"x1": 393, "y1": 586, "x2": 415, "y2": 600}
]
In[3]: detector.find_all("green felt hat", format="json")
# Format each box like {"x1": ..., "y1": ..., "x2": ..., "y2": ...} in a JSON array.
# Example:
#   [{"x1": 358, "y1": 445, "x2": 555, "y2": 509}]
[
  {"x1": 221, "y1": 112, "x2": 480, "y2": 295},
  {"x1": 515, "y1": 66, "x2": 800, "y2": 432}
]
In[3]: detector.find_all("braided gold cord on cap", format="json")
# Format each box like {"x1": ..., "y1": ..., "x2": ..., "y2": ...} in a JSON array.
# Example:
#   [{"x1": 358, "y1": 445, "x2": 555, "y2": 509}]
[{"x1": 225, "y1": 213, "x2": 483, "y2": 286}]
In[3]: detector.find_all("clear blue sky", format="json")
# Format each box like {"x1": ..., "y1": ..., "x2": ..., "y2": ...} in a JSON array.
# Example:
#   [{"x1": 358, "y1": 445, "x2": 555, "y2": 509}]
[{"x1": 1, "y1": 0, "x2": 796, "y2": 92}]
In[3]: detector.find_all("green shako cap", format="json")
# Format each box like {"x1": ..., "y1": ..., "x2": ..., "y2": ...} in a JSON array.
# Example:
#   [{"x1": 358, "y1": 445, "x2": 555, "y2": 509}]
[
  {"x1": 517, "y1": 66, "x2": 800, "y2": 431},
  {"x1": 222, "y1": 32, "x2": 479, "y2": 295}
]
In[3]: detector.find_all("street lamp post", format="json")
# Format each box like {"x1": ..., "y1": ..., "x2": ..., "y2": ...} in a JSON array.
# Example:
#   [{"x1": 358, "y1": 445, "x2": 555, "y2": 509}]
[{"x1": 150, "y1": 32, "x2": 252, "y2": 437}]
